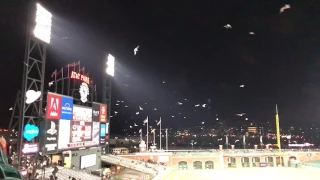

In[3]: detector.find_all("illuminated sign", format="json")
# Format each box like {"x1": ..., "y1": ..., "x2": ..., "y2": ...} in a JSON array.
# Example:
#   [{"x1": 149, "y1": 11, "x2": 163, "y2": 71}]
[
  {"x1": 100, "y1": 104, "x2": 107, "y2": 123},
  {"x1": 44, "y1": 120, "x2": 59, "y2": 153},
  {"x1": 46, "y1": 93, "x2": 62, "y2": 120},
  {"x1": 61, "y1": 96, "x2": 73, "y2": 120},
  {"x1": 73, "y1": 106, "x2": 92, "y2": 122},
  {"x1": 71, "y1": 71, "x2": 90, "y2": 84},
  {"x1": 23, "y1": 124, "x2": 39, "y2": 141},
  {"x1": 100, "y1": 124, "x2": 106, "y2": 137},
  {"x1": 22, "y1": 143, "x2": 39, "y2": 154}
]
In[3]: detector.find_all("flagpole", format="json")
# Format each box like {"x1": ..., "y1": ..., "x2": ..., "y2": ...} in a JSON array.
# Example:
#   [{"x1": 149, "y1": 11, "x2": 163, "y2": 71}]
[
  {"x1": 276, "y1": 104, "x2": 283, "y2": 166},
  {"x1": 159, "y1": 117, "x2": 162, "y2": 150},
  {"x1": 165, "y1": 129, "x2": 168, "y2": 151},
  {"x1": 153, "y1": 130, "x2": 156, "y2": 146},
  {"x1": 146, "y1": 116, "x2": 148, "y2": 151}
]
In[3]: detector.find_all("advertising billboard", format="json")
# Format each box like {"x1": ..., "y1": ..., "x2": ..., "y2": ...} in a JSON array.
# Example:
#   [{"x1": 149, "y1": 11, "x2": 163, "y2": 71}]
[
  {"x1": 92, "y1": 103, "x2": 100, "y2": 122},
  {"x1": 44, "y1": 120, "x2": 59, "y2": 153},
  {"x1": 100, "y1": 104, "x2": 107, "y2": 123},
  {"x1": 46, "y1": 93, "x2": 62, "y2": 120},
  {"x1": 100, "y1": 123, "x2": 106, "y2": 145},
  {"x1": 22, "y1": 143, "x2": 39, "y2": 155},
  {"x1": 73, "y1": 106, "x2": 92, "y2": 121},
  {"x1": 92, "y1": 122, "x2": 100, "y2": 145},
  {"x1": 61, "y1": 96, "x2": 73, "y2": 120}
]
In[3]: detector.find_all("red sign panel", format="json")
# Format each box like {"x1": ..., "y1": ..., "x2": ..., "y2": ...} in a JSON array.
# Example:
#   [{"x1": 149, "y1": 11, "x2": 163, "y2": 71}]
[
  {"x1": 46, "y1": 93, "x2": 62, "y2": 120},
  {"x1": 99, "y1": 105, "x2": 107, "y2": 123},
  {"x1": 70, "y1": 71, "x2": 90, "y2": 84}
]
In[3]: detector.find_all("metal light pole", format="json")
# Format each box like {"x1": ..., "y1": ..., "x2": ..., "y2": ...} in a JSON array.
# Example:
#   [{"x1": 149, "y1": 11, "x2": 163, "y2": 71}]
[{"x1": 104, "y1": 54, "x2": 115, "y2": 154}]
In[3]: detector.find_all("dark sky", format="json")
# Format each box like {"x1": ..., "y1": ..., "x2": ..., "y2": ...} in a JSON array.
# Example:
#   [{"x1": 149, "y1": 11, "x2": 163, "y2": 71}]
[{"x1": 1, "y1": 0, "x2": 320, "y2": 132}]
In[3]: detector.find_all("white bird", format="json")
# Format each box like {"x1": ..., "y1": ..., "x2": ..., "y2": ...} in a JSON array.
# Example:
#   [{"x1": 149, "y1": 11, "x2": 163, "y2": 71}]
[
  {"x1": 224, "y1": 24, "x2": 232, "y2": 29},
  {"x1": 130, "y1": 126, "x2": 133, "y2": 128},
  {"x1": 195, "y1": 104, "x2": 200, "y2": 107},
  {"x1": 115, "y1": 104, "x2": 119, "y2": 106},
  {"x1": 9, "y1": 107, "x2": 13, "y2": 110},
  {"x1": 236, "y1": 113, "x2": 246, "y2": 116},
  {"x1": 172, "y1": 116, "x2": 174, "y2": 118},
  {"x1": 249, "y1": 32, "x2": 255, "y2": 35},
  {"x1": 125, "y1": 106, "x2": 128, "y2": 108},
  {"x1": 240, "y1": 85, "x2": 245, "y2": 87},
  {"x1": 48, "y1": 81, "x2": 54, "y2": 87},
  {"x1": 134, "y1": 123, "x2": 138, "y2": 126},
  {"x1": 114, "y1": 111, "x2": 118, "y2": 114},
  {"x1": 184, "y1": 117, "x2": 186, "y2": 118},
  {"x1": 153, "y1": 108, "x2": 157, "y2": 111},
  {"x1": 202, "y1": 104, "x2": 206, "y2": 107},
  {"x1": 134, "y1": 45, "x2": 140, "y2": 55},
  {"x1": 280, "y1": 4, "x2": 290, "y2": 14},
  {"x1": 177, "y1": 102, "x2": 183, "y2": 105},
  {"x1": 136, "y1": 112, "x2": 139, "y2": 115},
  {"x1": 139, "y1": 106, "x2": 143, "y2": 110},
  {"x1": 163, "y1": 81, "x2": 165, "y2": 83},
  {"x1": 201, "y1": 122, "x2": 205, "y2": 124}
]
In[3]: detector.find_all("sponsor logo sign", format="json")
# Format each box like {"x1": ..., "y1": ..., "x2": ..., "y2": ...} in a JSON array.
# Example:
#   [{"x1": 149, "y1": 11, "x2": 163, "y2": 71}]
[
  {"x1": 100, "y1": 104, "x2": 107, "y2": 123},
  {"x1": 100, "y1": 123, "x2": 106, "y2": 145},
  {"x1": 22, "y1": 143, "x2": 39, "y2": 154},
  {"x1": 61, "y1": 96, "x2": 73, "y2": 120},
  {"x1": 44, "y1": 120, "x2": 59, "y2": 153},
  {"x1": 92, "y1": 103, "x2": 100, "y2": 122},
  {"x1": 46, "y1": 93, "x2": 62, "y2": 120},
  {"x1": 23, "y1": 124, "x2": 39, "y2": 141}
]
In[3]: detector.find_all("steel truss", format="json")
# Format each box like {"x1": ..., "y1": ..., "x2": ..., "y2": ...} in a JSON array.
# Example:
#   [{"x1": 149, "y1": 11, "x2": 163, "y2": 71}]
[{"x1": 103, "y1": 75, "x2": 112, "y2": 153}]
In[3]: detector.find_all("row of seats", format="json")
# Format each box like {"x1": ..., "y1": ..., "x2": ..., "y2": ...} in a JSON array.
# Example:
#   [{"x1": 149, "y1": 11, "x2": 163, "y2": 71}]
[{"x1": 37, "y1": 166, "x2": 100, "y2": 180}]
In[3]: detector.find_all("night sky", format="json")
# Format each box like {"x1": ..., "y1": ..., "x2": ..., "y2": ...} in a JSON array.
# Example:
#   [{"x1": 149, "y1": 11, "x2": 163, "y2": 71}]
[{"x1": 1, "y1": 1, "x2": 320, "y2": 133}]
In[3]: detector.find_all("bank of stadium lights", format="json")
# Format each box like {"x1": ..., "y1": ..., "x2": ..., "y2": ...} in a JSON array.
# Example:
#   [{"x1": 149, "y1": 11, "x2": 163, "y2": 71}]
[
  {"x1": 34, "y1": 3, "x2": 52, "y2": 44},
  {"x1": 106, "y1": 54, "x2": 115, "y2": 76}
]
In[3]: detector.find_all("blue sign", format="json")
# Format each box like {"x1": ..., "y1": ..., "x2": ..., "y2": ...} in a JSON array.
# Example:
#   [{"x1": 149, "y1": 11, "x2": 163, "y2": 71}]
[
  {"x1": 100, "y1": 124, "x2": 106, "y2": 137},
  {"x1": 23, "y1": 124, "x2": 39, "y2": 141},
  {"x1": 61, "y1": 96, "x2": 73, "y2": 120}
]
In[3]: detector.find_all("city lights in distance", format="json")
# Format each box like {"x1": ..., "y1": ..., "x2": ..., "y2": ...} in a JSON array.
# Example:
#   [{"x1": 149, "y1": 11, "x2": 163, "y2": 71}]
[
  {"x1": 106, "y1": 54, "x2": 115, "y2": 76},
  {"x1": 34, "y1": 3, "x2": 52, "y2": 43}
]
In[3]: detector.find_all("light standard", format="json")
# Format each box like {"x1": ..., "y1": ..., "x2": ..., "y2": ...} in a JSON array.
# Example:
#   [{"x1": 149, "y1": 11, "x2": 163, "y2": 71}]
[
  {"x1": 104, "y1": 54, "x2": 115, "y2": 154},
  {"x1": 190, "y1": 140, "x2": 197, "y2": 150}
]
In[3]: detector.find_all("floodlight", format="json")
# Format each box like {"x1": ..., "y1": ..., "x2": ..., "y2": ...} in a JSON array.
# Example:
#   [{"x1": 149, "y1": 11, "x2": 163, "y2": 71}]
[
  {"x1": 25, "y1": 90, "x2": 41, "y2": 104},
  {"x1": 34, "y1": 3, "x2": 52, "y2": 43},
  {"x1": 106, "y1": 54, "x2": 115, "y2": 76}
]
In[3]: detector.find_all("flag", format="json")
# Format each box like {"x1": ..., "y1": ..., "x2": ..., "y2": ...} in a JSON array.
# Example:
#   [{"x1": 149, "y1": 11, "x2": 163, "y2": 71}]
[
  {"x1": 226, "y1": 135, "x2": 228, "y2": 144},
  {"x1": 51, "y1": 70, "x2": 57, "y2": 78},
  {"x1": 260, "y1": 136, "x2": 263, "y2": 144},
  {"x1": 157, "y1": 120, "x2": 161, "y2": 126},
  {"x1": 143, "y1": 117, "x2": 148, "y2": 124}
]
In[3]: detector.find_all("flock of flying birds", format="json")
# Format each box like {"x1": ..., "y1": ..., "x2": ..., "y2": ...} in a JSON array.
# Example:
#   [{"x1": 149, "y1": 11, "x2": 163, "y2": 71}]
[{"x1": 115, "y1": 4, "x2": 292, "y2": 135}]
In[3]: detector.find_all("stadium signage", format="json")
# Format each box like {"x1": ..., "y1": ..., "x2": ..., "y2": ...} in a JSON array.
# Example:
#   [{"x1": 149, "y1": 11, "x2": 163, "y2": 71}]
[{"x1": 71, "y1": 71, "x2": 90, "y2": 84}]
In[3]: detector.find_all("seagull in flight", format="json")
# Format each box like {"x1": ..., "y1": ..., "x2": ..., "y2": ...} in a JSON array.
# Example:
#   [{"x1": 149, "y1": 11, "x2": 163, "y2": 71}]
[
  {"x1": 134, "y1": 45, "x2": 140, "y2": 55},
  {"x1": 236, "y1": 113, "x2": 246, "y2": 117},
  {"x1": 280, "y1": 4, "x2": 290, "y2": 14},
  {"x1": 224, "y1": 24, "x2": 232, "y2": 29}
]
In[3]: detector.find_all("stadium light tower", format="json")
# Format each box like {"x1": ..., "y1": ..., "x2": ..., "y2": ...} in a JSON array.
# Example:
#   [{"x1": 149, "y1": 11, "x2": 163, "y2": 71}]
[
  {"x1": 13, "y1": 2, "x2": 52, "y2": 168},
  {"x1": 103, "y1": 54, "x2": 115, "y2": 153}
]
